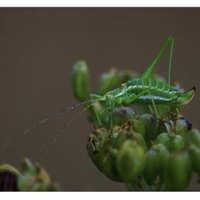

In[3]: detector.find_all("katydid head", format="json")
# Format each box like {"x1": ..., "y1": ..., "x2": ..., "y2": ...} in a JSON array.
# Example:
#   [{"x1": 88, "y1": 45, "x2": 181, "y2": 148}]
[
  {"x1": 90, "y1": 87, "x2": 124, "y2": 111},
  {"x1": 90, "y1": 93, "x2": 112, "y2": 109},
  {"x1": 175, "y1": 87, "x2": 196, "y2": 105},
  {"x1": 90, "y1": 85, "x2": 124, "y2": 110}
]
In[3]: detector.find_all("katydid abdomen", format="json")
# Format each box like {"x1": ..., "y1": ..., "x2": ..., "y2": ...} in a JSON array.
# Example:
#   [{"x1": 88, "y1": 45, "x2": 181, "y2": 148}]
[{"x1": 125, "y1": 78, "x2": 195, "y2": 105}]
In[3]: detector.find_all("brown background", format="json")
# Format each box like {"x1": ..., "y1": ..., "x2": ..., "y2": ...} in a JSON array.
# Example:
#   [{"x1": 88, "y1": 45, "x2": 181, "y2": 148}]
[{"x1": 0, "y1": 8, "x2": 199, "y2": 191}]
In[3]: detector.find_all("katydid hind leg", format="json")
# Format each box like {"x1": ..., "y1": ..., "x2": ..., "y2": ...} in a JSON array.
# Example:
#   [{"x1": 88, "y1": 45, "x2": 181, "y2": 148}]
[
  {"x1": 140, "y1": 36, "x2": 174, "y2": 81},
  {"x1": 167, "y1": 36, "x2": 174, "y2": 85}
]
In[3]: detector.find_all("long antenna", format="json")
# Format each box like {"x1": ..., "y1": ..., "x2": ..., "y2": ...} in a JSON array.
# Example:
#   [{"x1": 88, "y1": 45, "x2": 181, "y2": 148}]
[
  {"x1": 0, "y1": 99, "x2": 95, "y2": 150},
  {"x1": 35, "y1": 103, "x2": 93, "y2": 164}
]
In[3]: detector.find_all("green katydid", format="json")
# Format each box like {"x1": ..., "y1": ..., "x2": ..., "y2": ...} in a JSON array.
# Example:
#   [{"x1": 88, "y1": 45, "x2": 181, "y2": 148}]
[
  {"x1": 0, "y1": 36, "x2": 195, "y2": 163},
  {"x1": 90, "y1": 36, "x2": 195, "y2": 127}
]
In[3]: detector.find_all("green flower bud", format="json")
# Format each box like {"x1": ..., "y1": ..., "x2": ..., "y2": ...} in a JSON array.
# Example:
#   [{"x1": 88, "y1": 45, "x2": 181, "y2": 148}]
[
  {"x1": 98, "y1": 68, "x2": 121, "y2": 95},
  {"x1": 117, "y1": 140, "x2": 145, "y2": 182},
  {"x1": 111, "y1": 128, "x2": 128, "y2": 150},
  {"x1": 143, "y1": 144, "x2": 169, "y2": 183},
  {"x1": 155, "y1": 132, "x2": 170, "y2": 148},
  {"x1": 87, "y1": 136, "x2": 103, "y2": 172},
  {"x1": 156, "y1": 144, "x2": 170, "y2": 181},
  {"x1": 112, "y1": 106, "x2": 135, "y2": 126},
  {"x1": 132, "y1": 119, "x2": 145, "y2": 137},
  {"x1": 139, "y1": 114, "x2": 158, "y2": 147},
  {"x1": 17, "y1": 159, "x2": 60, "y2": 191},
  {"x1": 169, "y1": 134, "x2": 184, "y2": 152},
  {"x1": 112, "y1": 122, "x2": 147, "y2": 152},
  {"x1": 175, "y1": 117, "x2": 191, "y2": 142},
  {"x1": 17, "y1": 174, "x2": 34, "y2": 191},
  {"x1": 143, "y1": 147, "x2": 159, "y2": 183},
  {"x1": 18, "y1": 174, "x2": 58, "y2": 191},
  {"x1": 86, "y1": 127, "x2": 107, "y2": 172},
  {"x1": 102, "y1": 149, "x2": 123, "y2": 182},
  {"x1": 165, "y1": 152, "x2": 192, "y2": 191},
  {"x1": 22, "y1": 158, "x2": 37, "y2": 176},
  {"x1": 96, "y1": 152, "x2": 112, "y2": 173},
  {"x1": 187, "y1": 129, "x2": 200, "y2": 147},
  {"x1": 88, "y1": 126, "x2": 122, "y2": 173},
  {"x1": 188, "y1": 145, "x2": 200, "y2": 176},
  {"x1": 155, "y1": 132, "x2": 184, "y2": 152},
  {"x1": 72, "y1": 60, "x2": 90, "y2": 102},
  {"x1": 132, "y1": 133, "x2": 148, "y2": 152}
]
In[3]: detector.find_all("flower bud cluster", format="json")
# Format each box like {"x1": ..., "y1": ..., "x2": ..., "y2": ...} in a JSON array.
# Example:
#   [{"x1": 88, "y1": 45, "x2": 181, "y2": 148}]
[
  {"x1": 0, "y1": 158, "x2": 59, "y2": 191},
  {"x1": 87, "y1": 113, "x2": 198, "y2": 191},
  {"x1": 71, "y1": 64, "x2": 198, "y2": 191}
]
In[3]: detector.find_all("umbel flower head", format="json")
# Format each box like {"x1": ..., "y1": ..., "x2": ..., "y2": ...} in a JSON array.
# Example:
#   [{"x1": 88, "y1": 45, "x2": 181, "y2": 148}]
[{"x1": 72, "y1": 61, "x2": 198, "y2": 191}]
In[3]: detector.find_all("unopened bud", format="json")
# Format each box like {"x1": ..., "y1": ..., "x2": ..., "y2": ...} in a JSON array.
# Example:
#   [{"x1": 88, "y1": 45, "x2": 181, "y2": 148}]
[{"x1": 117, "y1": 140, "x2": 145, "y2": 182}]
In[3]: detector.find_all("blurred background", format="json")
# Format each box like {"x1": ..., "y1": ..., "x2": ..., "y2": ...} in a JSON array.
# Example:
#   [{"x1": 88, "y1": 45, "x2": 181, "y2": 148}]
[{"x1": 0, "y1": 8, "x2": 199, "y2": 191}]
